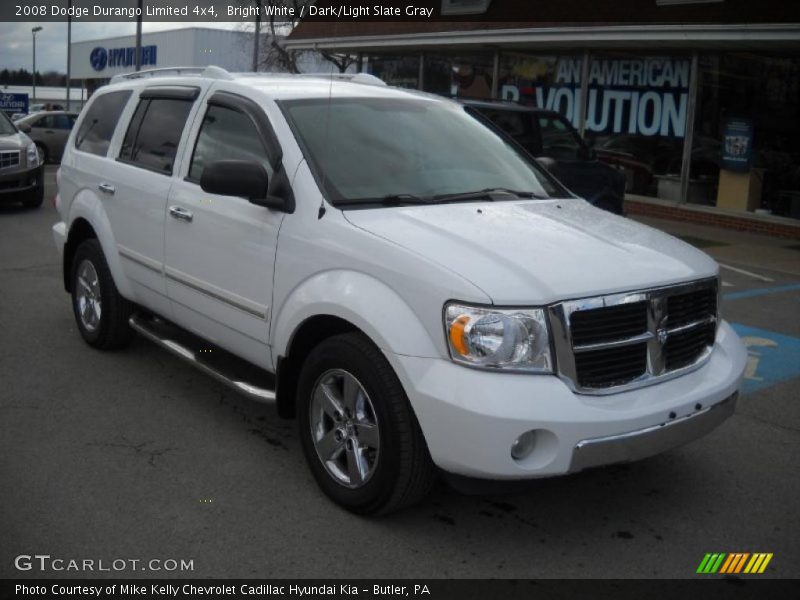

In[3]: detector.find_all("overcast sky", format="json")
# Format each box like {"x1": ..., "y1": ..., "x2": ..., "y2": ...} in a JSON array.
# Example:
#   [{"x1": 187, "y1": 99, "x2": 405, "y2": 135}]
[{"x1": 1, "y1": 22, "x2": 242, "y2": 73}]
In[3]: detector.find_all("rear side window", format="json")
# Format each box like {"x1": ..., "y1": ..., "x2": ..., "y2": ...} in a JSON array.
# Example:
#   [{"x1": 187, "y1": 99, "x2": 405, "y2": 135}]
[
  {"x1": 188, "y1": 105, "x2": 273, "y2": 182},
  {"x1": 37, "y1": 114, "x2": 74, "y2": 130},
  {"x1": 75, "y1": 91, "x2": 132, "y2": 156},
  {"x1": 119, "y1": 98, "x2": 193, "y2": 174}
]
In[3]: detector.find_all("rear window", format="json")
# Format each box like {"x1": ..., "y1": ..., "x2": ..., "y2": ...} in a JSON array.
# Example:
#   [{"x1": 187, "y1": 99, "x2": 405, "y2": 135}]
[
  {"x1": 119, "y1": 98, "x2": 193, "y2": 174},
  {"x1": 75, "y1": 91, "x2": 132, "y2": 156}
]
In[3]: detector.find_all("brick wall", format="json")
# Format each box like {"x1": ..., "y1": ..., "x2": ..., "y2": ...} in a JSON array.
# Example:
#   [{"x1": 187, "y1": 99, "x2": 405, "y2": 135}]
[{"x1": 624, "y1": 199, "x2": 800, "y2": 240}]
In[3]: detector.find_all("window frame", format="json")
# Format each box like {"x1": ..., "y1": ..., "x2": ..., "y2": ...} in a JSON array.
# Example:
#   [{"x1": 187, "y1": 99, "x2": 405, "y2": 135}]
[
  {"x1": 73, "y1": 90, "x2": 133, "y2": 157},
  {"x1": 184, "y1": 91, "x2": 283, "y2": 186},
  {"x1": 116, "y1": 86, "x2": 199, "y2": 176}
]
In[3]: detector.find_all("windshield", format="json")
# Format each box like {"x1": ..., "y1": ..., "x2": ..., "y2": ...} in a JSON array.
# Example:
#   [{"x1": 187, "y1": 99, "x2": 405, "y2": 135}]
[
  {"x1": 280, "y1": 97, "x2": 564, "y2": 206},
  {"x1": 0, "y1": 111, "x2": 16, "y2": 135}
]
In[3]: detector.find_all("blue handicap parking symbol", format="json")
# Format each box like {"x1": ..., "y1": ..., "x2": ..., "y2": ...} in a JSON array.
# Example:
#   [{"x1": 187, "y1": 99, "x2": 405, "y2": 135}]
[{"x1": 732, "y1": 324, "x2": 800, "y2": 394}]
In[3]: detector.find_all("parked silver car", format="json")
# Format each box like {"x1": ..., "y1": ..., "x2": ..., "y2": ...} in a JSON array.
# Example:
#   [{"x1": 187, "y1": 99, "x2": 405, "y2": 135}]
[
  {"x1": 0, "y1": 111, "x2": 44, "y2": 208},
  {"x1": 16, "y1": 111, "x2": 78, "y2": 163}
]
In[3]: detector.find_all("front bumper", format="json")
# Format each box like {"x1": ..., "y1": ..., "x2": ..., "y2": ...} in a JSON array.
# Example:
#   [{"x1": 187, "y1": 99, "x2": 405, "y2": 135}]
[
  {"x1": 0, "y1": 164, "x2": 43, "y2": 203},
  {"x1": 392, "y1": 320, "x2": 746, "y2": 480}
]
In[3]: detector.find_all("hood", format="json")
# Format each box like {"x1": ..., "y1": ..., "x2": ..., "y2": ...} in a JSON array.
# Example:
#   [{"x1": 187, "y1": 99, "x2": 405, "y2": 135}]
[
  {"x1": 344, "y1": 198, "x2": 718, "y2": 305},
  {"x1": 0, "y1": 132, "x2": 31, "y2": 150}
]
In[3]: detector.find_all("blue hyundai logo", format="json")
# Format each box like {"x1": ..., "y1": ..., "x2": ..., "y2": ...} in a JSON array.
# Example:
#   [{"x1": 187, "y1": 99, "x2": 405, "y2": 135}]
[{"x1": 90, "y1": 47, "x2": 107, "y2": 71}]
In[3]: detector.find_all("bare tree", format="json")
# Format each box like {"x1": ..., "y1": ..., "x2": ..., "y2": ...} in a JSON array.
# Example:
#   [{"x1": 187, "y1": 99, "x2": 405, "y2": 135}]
[
  {"x1": 238, "y1": 1, "x2": 357, "y2": 73},
  {"x1": 319, "y1": 51, "x2": 358, "y2": 74}
]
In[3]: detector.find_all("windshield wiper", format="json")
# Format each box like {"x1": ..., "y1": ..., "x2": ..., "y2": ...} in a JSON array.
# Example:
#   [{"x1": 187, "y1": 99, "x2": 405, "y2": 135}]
[
  {"x1": 338, "y1": 194, "x2": 435, "y2": 207},
  {"x1": 430, "y1": 188, "x2": 549, "y2": 203}
]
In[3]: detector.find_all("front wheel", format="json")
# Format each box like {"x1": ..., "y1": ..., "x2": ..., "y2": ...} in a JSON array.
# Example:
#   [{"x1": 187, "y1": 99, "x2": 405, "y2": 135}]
[
  {"x1": 70, "y1": 239, "x2": 133, "y2": 349},
  {"x1": 297, "y1": 333, "x2": 436, "y2": 515}
]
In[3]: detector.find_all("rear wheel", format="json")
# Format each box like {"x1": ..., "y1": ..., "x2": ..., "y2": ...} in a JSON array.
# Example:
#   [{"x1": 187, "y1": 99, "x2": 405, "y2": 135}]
[
  {"x1": 70, "y1": 239, "x2": 133, "y2": 349},
  {"x1": 297, "y1": 332, "x2": 436, "y2": 515}
]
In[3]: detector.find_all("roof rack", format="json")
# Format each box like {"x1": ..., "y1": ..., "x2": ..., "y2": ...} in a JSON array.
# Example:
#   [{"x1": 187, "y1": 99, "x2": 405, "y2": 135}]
[
  {"x1": 110, "y1": 65, "x2": 233, "y2": 84},
  {"x1": 296, "y1": 73, "x2": 387, "y2": 87}
]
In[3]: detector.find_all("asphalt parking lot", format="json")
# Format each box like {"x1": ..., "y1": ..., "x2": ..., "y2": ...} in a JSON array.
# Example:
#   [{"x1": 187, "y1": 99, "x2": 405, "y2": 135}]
[{"x1": 1, "y1": 166, "x2": 799, "y2": 579}]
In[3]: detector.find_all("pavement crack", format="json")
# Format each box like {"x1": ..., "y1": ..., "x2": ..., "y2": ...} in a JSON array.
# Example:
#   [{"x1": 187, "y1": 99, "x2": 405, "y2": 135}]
[
  {"x1": 737, "y1": 412, "x2": 800, "y2": 435},
  {"x1": 85, "y1": 436, "x2": 177, "y2": 467}
]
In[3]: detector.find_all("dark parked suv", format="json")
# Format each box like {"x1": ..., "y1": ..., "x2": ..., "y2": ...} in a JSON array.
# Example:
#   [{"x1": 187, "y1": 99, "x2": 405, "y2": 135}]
[
  {"x1": 462, "y1": 100, "x2": 626, "y2": 214},
  {"x1": 0, "y1": 110, "x2": 44, "y2": 208}
]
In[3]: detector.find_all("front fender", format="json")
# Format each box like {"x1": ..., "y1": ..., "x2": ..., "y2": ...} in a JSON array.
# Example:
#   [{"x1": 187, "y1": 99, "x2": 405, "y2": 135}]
[
  {"x1": 272, "y1": 270, "x2": 441, "y2": 361},
  {"x1": 67, "y1": 189, "x2": 135, "y2": 299}
]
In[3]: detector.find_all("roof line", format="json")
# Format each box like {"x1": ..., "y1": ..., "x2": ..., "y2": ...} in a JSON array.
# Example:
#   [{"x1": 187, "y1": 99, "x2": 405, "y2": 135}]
[{"x1": 285, "y1": 23, "x2": 800, "y2": 50}]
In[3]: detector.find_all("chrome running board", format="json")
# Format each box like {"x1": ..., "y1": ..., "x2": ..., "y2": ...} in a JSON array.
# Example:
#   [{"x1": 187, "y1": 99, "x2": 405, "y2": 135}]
[{"x1": 129, "y1": 314, "x2": 276, "y2": 403}]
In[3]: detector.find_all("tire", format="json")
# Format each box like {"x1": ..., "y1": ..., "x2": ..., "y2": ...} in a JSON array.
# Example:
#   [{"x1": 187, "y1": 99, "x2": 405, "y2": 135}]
[
  {"x1": 297, "y1": 332, "x2": 436, "y2": 515},
  {"x1": 70, "y1": 239, "x2": 133, "y2": 349}
]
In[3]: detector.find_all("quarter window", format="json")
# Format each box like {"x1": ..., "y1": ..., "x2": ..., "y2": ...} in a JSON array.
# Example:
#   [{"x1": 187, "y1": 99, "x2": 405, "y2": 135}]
[
  {"x1": 75, "y1": 90, "x2": 132, "y2": 156},
  {"x1": 119, "y1": 98, "x2": 193, "y2": 174},
  {"x1": 188, "y1": 105, "x2": 272, "y2": 182}
]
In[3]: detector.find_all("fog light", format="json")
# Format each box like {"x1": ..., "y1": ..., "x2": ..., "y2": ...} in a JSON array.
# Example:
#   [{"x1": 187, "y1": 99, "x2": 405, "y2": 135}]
[{"x1": 511, "y1": 431, "x2": 536, "y2": 461}]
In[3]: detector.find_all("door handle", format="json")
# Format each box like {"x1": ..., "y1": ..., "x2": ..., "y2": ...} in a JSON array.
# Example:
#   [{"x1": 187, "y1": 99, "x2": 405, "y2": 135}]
[
  {"x1": 169, "y1": 206, "x2": 193, "y2": 222},
  {"x1": 98, "y1": 183, "x2": 115, "y2": 195}
]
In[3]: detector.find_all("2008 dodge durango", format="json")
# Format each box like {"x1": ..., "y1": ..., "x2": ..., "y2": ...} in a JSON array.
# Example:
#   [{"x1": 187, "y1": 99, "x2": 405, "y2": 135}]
[{"x1": 52, "y1": 67, "x2": 747, "y2": 514}]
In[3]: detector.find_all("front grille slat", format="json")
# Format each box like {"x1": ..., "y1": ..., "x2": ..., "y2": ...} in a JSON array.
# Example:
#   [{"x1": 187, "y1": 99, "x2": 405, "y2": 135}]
[
  {"x1": 570, "y1": 301, "x2": 647, "y2": 346},
  {"x1": 0, "y1": 150, "x2": 21, "y2": 170},
  {"x1": 560, "y1": 279, "x2": 718, "y2": 392}
]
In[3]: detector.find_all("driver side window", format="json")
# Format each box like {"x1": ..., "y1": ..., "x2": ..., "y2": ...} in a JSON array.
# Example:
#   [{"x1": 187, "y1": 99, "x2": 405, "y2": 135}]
[{"x1": 188, "y1": 105, "x2": 273, "y2": 183}]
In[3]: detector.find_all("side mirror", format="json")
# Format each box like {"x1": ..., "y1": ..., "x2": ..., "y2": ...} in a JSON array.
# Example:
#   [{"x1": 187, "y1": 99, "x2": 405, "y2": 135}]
[
  {"x1": 200, "y1": 159, "x2": 288, "y2": 211},
  {"x1": 18, "y1": 123, "x2": 31, "y2": 133}
]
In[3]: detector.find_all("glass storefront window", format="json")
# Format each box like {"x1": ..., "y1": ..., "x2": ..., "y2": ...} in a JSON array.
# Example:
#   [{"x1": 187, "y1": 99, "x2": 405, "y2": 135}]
[
  {"x1": 696, "y1": 53, "x2": 800, "y2": 219},
  {"x1": 366, "y1": 54, "x2": 420, "y2": 89},
  {"x1": 586, "y1": 53, "x2": 692, "y2": 199},
  {"x1": 498, "y1": 53, "x2": 584, "y2": 127},
  {"x1": 423, "y1": 52, "x2": 494, "y2": 98}
]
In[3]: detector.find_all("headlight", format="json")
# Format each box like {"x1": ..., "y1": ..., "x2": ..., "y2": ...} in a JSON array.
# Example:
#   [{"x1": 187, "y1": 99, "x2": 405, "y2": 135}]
[
  {"x1": 26, "y1": 143, "x2": 39, "y2": 168},
  {"x1": 444, "y1": 303, "x2": 553, "y2": 372}
]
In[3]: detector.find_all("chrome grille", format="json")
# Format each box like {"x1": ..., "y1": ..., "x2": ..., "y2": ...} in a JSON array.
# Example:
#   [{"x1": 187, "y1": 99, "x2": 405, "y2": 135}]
[
  {"x1": 548, "y1": 278, "x2": 719, "y2": 394},
  {"x1": 0, "y1": 150, "x2": 20, "y2": 170}
]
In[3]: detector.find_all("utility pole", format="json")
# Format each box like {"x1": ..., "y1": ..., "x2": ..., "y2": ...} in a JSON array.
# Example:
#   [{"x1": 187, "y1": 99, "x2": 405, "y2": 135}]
[
  {"x1": 135, "y1": 0, "x2": 143, "y2": 71},
  {"x1": 252, "y1": 4, "x2": 261, "y2": 72},
  {"x1": 32, "y1": 26, "x2": 42, "y2": 104},
  {"x1": 66, "y1": 0, "x2": 72, "y2": 110}
]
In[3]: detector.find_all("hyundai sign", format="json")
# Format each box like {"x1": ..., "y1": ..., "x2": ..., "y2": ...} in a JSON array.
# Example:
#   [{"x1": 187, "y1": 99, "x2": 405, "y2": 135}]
[
  {"x1": 0, "y1": 92, "x2": 28, "y2": 115},
  {"x1": 90, "y1": 45, "x2": 157, "y2": 72}
]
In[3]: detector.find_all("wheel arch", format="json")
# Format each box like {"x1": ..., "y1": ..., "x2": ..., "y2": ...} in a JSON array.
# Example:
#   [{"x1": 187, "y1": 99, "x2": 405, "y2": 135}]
[
  {"x1": 63, "y1": 193, "x2": 134, "y2": 299},
  {"x1": 272, "y1": 270, "x2": 442, "y2": 418}
]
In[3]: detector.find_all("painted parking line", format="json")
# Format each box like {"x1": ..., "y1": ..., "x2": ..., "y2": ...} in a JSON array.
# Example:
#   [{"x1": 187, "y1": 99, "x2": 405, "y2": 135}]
[
  {"x1": 718, "y1": 263, "x2": 774, "y2": 282},
  {"x1": 732, "y1": 324, "x2": 800, "y2": 394},
  {"x1": 724, "y1": 283, "x2": 800, "y2": 301}
]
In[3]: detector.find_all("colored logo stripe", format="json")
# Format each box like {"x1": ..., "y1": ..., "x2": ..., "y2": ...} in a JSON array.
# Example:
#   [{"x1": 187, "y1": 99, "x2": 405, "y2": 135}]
[
  {"x1": 697, "y1": 553, "x2": 726, "y2": 573},
  {"x1": 744, "y1": 553, "x2": 773, "y2": 574},
  {"x1": 697, "y1": 553, "x2": 773, "y2": 574}
]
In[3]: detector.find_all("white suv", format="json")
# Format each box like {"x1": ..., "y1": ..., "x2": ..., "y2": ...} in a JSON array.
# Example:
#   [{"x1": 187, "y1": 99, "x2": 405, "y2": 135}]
[{"x1": 52, "y1": 67, "x2": 747, "y2": 514}]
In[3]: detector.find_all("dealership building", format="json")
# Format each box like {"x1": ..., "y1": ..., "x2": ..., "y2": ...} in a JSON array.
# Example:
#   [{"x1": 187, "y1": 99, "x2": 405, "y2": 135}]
[
  {"x1": 287, "y1": 0, "x2": 800, "y2": 234},
  {"x1": 70, "y1": 27, "x2": 255, "y2": 93}
]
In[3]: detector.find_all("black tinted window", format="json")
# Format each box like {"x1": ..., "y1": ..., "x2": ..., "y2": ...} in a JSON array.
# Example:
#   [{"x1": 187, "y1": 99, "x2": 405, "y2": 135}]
[
  {"x1": 189, "y1": 105, "x2": 272, "y2": 182},
  {"x1": 75, "y1": 91, "x2": 131, "y2": 156},
  {"x1": 120, "y1": 98, "x2": 192, "y2": 174},
  {"x1": 538, "y1": 115, "x2": 583, "y2": 160},
  {"x1": 37, "y1": 114, "x2": 73, "y2": 130},
  {"x1": 479, "y1": 108, "x2": 541, "y2": 155}
]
